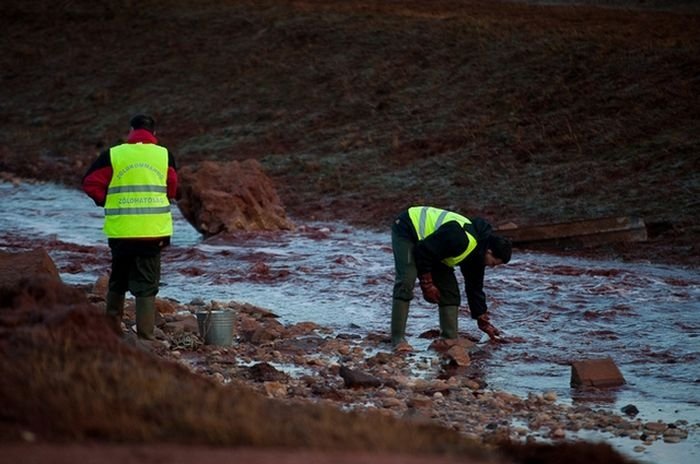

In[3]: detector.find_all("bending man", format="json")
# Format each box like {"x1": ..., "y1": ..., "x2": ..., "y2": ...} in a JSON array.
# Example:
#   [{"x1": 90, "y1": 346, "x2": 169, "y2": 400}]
[{"x1": 390, "y1": 206, "x2": 512, "y2": 352}]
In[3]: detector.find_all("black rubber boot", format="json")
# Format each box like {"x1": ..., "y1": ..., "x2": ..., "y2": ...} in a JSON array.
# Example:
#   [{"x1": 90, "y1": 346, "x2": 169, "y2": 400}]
[
  {"x1": 105, "y1": 291, "x2": 125, "y2": 335},
  {"x1": 135, "y1": 296, "x2": 156, "y2": 340},
  {"x1": 438, "y1": 305, "x2": 459, "y2": 340},
  {"x1": 390, "y1": 298, "x2": 411, "y2": 347}
]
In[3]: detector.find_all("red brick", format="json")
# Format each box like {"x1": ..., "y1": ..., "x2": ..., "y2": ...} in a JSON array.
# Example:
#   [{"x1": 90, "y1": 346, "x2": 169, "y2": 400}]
[{"x1": 570, "y1": 357, "x2": 625, "y2": 387}]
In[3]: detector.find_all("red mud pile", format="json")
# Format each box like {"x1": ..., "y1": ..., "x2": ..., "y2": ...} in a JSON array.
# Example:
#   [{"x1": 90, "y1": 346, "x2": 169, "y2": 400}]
[{"x1": 177, "y1": 159, "x2": 295, "y2": 237}]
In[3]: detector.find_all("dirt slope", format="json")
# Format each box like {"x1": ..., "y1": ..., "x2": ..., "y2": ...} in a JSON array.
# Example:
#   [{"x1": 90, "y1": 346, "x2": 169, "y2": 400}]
[{"x1": 1, "y1": 0, "x2": 698, "y2": 266}]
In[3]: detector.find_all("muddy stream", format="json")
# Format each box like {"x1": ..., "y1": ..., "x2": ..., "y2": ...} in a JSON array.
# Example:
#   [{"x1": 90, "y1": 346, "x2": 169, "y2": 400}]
[{"x1": 1, "y1": 181, "x2": 698, "y2": 463}]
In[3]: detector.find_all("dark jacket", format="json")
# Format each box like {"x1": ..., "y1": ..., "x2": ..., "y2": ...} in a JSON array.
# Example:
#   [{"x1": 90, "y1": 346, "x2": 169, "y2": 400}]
[{"x1": 395, "y1": 210, "x2": 493, "y2": 318}]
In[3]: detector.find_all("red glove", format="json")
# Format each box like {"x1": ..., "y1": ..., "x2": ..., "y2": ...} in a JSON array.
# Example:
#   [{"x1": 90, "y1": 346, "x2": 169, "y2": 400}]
[
  {"x1": 418, "y1": 273, "x2": 441, "y2": 304},
  {"x1": 477, "y1": 313, "x2": 501, "y2": 340}
]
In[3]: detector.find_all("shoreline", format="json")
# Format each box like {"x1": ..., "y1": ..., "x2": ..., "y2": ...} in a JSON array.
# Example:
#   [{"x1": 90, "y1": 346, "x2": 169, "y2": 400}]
[{"x1": 109, "y1": 297, "x2": 699, "y2": 462}]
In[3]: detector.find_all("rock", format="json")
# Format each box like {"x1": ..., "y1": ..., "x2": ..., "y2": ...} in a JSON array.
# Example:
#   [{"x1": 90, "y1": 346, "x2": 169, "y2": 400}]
[
  {"x1": 407, "y1": 396, "x2": 433, "y2": 409},
  {"x1": 621, "y1": 404, "x2": 639, "y2": 417},
  {"x1": 177, "y1": 159, "x2": 295, "y2": 237},
  {"x1": 381, "y1": 397, "x2": 403, "y2": 408},
  {"x1": 429, "y1": 337, "x2": 476, "y2": 353},
  {"x1": 550, "y1": 428, "x2": 566, "y2": 439},
  {"x1": 239, "y1": 316, "x2": 286, "y2": 344},
  {"x1": 543, "y1": 391, "x2": 557, "y2": 402},
  {"x1": 367, "y1": 352, "x2": 394, "y2": 366},
  {"x1": 0, "y1": 249, "x2": 87, "y2": 311},
  {"x1": 275, "y1": 334, "x2": 326, "y2": 354},
  {"x1": 0, "y1": 248, "x2": 61, "y2": 291},
  {"x1": 165, "y1": 314, "x2": 199, "y2": 334},
  {"x1": 463, "y1": 379, "x2": 481, "y2": 390},
  {"x1": 494, "y1": 392, "x2": 520, "y2": 404},
  {"x1": 237, "y1": 303, "x2": 279, "y2": 319},
  {"x1": 414, "y1": 380, "x2": 451, "y2": 397},
  {"x1": 663, "y1": 428, "x2": 687, "y2": 439},
  {"x1": 245, "y1": 362, "x2": 289, "y2": 382},
  {"x1": 263, "y1": 381, "x2": 288, "y2": 398},
  {"x1": 92, "y1": 273, "x2": 109, "y2": 298},
  {"x1": 644, "y1": 421, "x2": 668, "y2": 433},
  {"x1": 336, "y1": 345, "x2": 351, "y2": 356},
  {"x1": 155, "y1": 297, "x2": 177, "y2": 314},
  {"x1": 339, "y1": 365, "x2": 382, "y2": 388},
  {"x1": 444, "y1": 344, "x2": 471, "y2": 367},
  {"x1": 570, "y1": 357, "x2": 625, "y2": 387},
  {"x1": 286, "y1": 321, "x2": 322, "y2": 335}
]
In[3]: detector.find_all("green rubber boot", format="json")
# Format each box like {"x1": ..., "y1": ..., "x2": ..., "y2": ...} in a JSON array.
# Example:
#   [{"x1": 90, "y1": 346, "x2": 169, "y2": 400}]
[
  {"x1": 390, "y1": 298, "x2": 411, "y2": 347},
  {"x1": 105, "y1": 291, "x2": 125, "y2": 335},
  {"x1": 135, "y1": 296, "x2": 156, "y2": 340},
  {"x1": 438, "y1": 305, "x2": 459, "y2": 340}
]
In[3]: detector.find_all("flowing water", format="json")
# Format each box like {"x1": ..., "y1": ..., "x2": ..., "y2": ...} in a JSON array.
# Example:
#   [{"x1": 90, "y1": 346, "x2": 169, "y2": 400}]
[{"x1": 1, "y1": 181, "x2": 698, "y2": 463}]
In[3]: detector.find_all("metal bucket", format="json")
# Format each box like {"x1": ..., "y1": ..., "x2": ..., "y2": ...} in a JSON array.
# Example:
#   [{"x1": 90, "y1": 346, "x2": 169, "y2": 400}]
[{"x1": 196, "y1": 310, "x2": 235, "y2": 346}]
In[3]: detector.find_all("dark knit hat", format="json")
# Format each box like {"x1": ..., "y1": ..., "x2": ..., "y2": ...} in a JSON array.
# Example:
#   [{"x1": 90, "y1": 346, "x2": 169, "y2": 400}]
[
  {"x1": 488, "y1": 235, "x2": 512, "y2": 264},
  {"x1": 129, "y1": 114, "x2": 156, "y2": 133}
]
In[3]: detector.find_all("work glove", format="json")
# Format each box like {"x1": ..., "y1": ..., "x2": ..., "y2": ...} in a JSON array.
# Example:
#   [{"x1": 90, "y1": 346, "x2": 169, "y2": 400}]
[
  {"x1": 477, "y1": 313, "x2": 501, "y2": 341},
  {"x1": 418, "y1": 273, "x2": 441, "y2": 304}
]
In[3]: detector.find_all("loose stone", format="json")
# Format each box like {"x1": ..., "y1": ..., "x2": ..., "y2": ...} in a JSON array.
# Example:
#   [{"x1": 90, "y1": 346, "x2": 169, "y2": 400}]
[
  {"x1": 644, "y1": 421, "x2": 668, "y2": 433},
  {"x1": 550, "y1": 428, "x2": 566, "y2": 439},
  {"x1": 621, "y1": 404, "x2": 639, "y2": 416}
]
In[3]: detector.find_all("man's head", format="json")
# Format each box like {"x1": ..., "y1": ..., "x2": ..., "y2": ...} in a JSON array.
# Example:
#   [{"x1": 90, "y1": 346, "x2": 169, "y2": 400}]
[
  {"x1": 485, "y1": 234, "x2": 512, "y2": 267},
  {"x1": 129, "y1": 114, "x2": 156, "y2": 133}
]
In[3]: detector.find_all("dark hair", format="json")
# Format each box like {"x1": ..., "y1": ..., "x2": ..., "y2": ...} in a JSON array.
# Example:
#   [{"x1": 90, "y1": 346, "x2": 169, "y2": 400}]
[
  {"x1": 488, "y1": 235, "x2": 512, "y2": 264},
  {"x1": 129, "y1": 114, "x2": 156, "y2": 133}
]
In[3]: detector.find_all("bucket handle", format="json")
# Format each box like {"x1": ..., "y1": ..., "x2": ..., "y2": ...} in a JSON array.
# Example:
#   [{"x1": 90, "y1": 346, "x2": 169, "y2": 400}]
[{"x1": 200, "y1": 309, "x2": 212, "y2": 340}]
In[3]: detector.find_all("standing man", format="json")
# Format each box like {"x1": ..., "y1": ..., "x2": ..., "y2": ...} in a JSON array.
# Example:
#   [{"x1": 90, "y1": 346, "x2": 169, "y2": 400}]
[
  {"x1": 390, "y1": 206, "x2": 512, "y2": 352},
  {"x1": 82, "y1": 114, "x2": 177, "y2": 340}
]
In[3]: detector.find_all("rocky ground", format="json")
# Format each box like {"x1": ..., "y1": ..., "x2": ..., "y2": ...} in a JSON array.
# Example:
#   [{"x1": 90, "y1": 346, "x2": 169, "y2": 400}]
[
  {"x1": 0, "y1": 256, "x2": 655, "y2": 464},
  {"x1": 2, "y1": 252, "x2": 649, "y2": 464},
  {"x1": 150, "y1": 298, "x2": 694, "y2": 451}
]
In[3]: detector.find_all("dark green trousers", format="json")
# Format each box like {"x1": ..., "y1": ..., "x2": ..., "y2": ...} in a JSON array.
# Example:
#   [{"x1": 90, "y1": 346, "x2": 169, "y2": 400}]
[
  {"x1": 391, "y1": 223, "x2": 461, "y2": 306},
  {"x1": 108, "y1": 253, "x2": 161, "y2": 298},
  {"x1": 391, "y1": 222, "x2": 461, "y2": 342}
]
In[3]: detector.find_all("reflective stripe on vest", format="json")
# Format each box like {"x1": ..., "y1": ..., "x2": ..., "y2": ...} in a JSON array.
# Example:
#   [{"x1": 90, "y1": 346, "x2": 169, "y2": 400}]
[
  {"x1": 103, "y1": 143, "x2": 173, "y2": 238},
  {"x1": 408, "y1": 206, "x2": 477, "y2": 267}
]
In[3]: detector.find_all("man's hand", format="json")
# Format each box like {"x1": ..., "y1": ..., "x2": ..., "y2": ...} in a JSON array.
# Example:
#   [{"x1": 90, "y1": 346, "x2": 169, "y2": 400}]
[
  {"x1": 418, "y1": 273, "x2": 441, "y2": 304},
  {"x1": 477, "y1": 313, "x2": 501, "y2": 341}
]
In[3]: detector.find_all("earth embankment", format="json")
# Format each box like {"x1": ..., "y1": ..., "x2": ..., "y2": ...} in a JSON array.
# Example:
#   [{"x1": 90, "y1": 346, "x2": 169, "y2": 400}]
[{"x1": 1, "y1": 1, "x2": 698, "y2": 260}]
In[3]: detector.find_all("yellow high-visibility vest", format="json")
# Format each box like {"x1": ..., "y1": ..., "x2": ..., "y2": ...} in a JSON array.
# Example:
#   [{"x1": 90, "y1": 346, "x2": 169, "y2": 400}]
[
  {"x1": 103, "y1": 143, "x2": 173, "y2": 238},
  {"x1": 408, "y1": 206, "x2": 477, "y2": 267}
]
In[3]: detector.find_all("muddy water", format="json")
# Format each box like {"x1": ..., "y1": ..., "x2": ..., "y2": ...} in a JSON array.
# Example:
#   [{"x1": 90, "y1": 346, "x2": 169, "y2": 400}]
[{"x1": 1, "y1": 181, "x2": 698, "y2": 463}]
